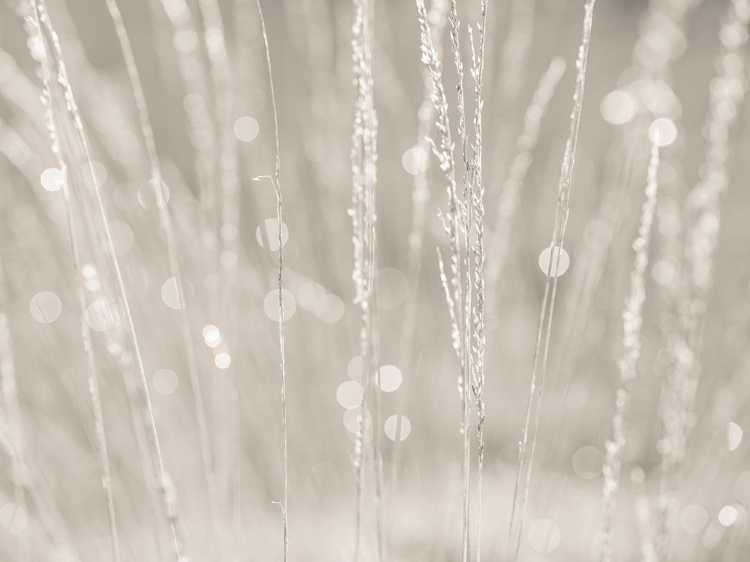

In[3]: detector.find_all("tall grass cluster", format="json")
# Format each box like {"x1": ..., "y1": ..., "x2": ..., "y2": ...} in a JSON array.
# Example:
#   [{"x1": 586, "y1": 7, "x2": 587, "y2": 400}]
[{"x1": 0, "y1": 0, "x2": 749, "y2": 561}]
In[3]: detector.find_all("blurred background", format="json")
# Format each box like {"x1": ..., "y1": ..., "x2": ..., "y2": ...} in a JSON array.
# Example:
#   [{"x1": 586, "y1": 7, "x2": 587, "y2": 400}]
[{"x1": 0, "y1": 0, "x2": 749, "y2": 560}]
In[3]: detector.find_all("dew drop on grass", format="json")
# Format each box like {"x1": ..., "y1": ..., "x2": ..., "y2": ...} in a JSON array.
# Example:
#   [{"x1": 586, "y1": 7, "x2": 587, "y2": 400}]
[
  {"x1": 727, "y1": 421, "x2": 743, "y2": 451},
  {"x1": 153, "y1": 368, "x2": 178, "y2": 396},
  {"x1": 718, "y1": 505, "x2": 738, "y2": 526},
  {"x1": 214, "y1": 352, "x2": 232, "y2": 370},
  {"x1": 384, "y1": 415, "x2": 411, "y2": 441},
  {"x1": 202, "y1": 324, "x2": 221, "y2": 348},
  {"x1": 315, "y1": 293, "x2": 345, "y2": 323},
  {"x1": 600, "y1": 90, "x2": 636, "y2": 125},
  {"x1": 401, "y1": 145, "x2": 428, "y2": 175},
  {"x1": 679, "y1": 504, "x2": 708, "y2": 534},
  {"x1": 538, "y1": 246, "x2": 570, "y2": 277},
  {"x1": 40, "y1": 167, "x2": 63, "y2": 192},
  {"x1": 161, "y1": 277, "x2": 185, "y2": 310},
  {"x1": 527, "y1": 518, "x2": 561, "y2": 554},
  {"x1": 336, "y1": 381, "x2": 364, "y2": 409},
  {"x1": 572, "y1": 446, "x2": 603, "y2": 479},
  {"x1": 234, "y1": 115, "x2": 260, "y2": 143},
  {"x1": 347, "y1": 356, "x2": 362, "y2": 383},
  {"x1": 378, "y1": 365, "x2": 402, "y2": 392},
  {"x1": 263, "y1": 289, "x2": 296, "y2": 321},
  {"x1": 29, "y1": 291, "x2": 62, "y2": 324},
  {"x1": 255, "y1": 218, "x2": 289, "y2": 251}
]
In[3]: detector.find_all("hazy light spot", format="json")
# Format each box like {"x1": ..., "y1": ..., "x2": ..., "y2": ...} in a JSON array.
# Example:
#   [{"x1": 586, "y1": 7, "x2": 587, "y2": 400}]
[
  {"x1": 401, "y1": 145, "x2": 429, "y2": 175},
  {"x1": 348, "y1": 356, "x2": 363, "y2": 383},
  {"x1": 214, "y1": 352, "x2": 232, "y2": 370},
  {"x1": 220, "y1": 250, "x2": 238, "y2": 268},
  {"x1": 572, "y1": 446, "x2": 603, "y2": 479},
  {"x1": 315, "y1": 294, "x2": 345, "y2": 324},
  {"x1": 263, "y1": 289, "x2": 296, "y2": 321},
  {"x1": 379, "y1": 365, "x2": 402, "y2": 392},
  {"x1": 728, "y1": 421, "x2": 743, "y2": 451},
  {"x1": 234, "y1": 116, "x2": 259, "y2": 143},
  {"x1": 40, "y1": 168, "x2": 63, "y2": 192},
  {"x1": 337, "y1": 381, "x2": 364, "y2": 409},
  {"x1": 679, "y1": 504, "x2": 708, "y2": 534},
  {"x1": 566, "y1": 383, "x2": 588, "y2": 409},
  {"x1": 161, "y1": 277, "x2": 185, "y2": 310},
  {"x1": 202, "y1": 325, "x2": 221, "y2": 348},
  {"x1": 109, "y1": 220, "x2": 134, "y2": 256},
  {"x1": 343, "y1": 407, "x2": 371, "y2": 433},
  {"x1": 0, "y1": 503, "x2": 27, "y2": 535},
  {"x1": 702, "y1": 527, "x2": 722, "y2": 549},
  {"x1": 221, "y1": 223, "x2": 238, "y2": 241},
  {"x1": 527, "y1": 518, "x2": 561, "y2": 554},
  {"x1": 137, "y1": 181, "x2": 170, "y2": 210},
  {"x1": 88, "y1": 161, "x2": 108, "y2": 187},
  {"x1": 174, "y1": 29, "x2": 198, "y2": 53},
  {"x1": 377, "y1": 268, "x2": 409, "y2": 310},
  {"x1": 600, "y1": 90, "x2": 637, "y2": 125},
  {"x1": 733, "y1": 471, "x2": 750, "y2": 503},
  {"x1": 538, "y1": 246, "x2": 570, "y2": 277},
  {"x1": 30, "y1": 291, "x2": 62, "y2": 324},
  {"x1": 649, "y1": 118, "x2": 677, "y2": 147},
  {"x1": 384, "y1": 415, "x2": 411, "y2": 441},
  {"x1": 183, "y1": 93, "x2": 205, "y2": 115},
  {"x1": 153, "y1": 368, "x2": 178, "y2": 396},
  {"x1": 656, "y1": 438, "x2": 672, "y2": 455},
  {"x1": 256, "y1": 219, "x2": 289, "y2": 251},
  {"x1": 719, "y1": 505, "x2": 738, "y2": 526},
  {"x1": 86, "y1": 300, "x2": 118, "y2": 332}
]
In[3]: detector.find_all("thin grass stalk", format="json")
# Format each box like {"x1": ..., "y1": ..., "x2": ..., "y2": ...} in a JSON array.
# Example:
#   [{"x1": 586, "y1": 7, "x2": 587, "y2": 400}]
[
  {"x1": 25, "y1": 11, "x2": 121, "y2": 562},
  {"x1": 28, "y1": 1, "x2": 185, "y2": 557},
  {"x1": 0, "y1": 258, "x2": 29, "y2": 561},
  {"x1": 507, "y1": 1, "x2": 597, "y2": 559},
  {"x1": 255, "y1": 1, "x2": 289, "y2": 558},
  {"x1": 485, "y1": 57, "x2": 566, "y2": 330},
  {"x1": 600, "y1": 138, "x2": 660, "y2": 562},
  {"x1": 104, "y1": 0, "x2": 219, "y2": 528}
]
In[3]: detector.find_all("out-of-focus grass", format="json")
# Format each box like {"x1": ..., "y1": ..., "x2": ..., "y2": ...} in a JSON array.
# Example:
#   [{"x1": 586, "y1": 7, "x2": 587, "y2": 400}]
[{"x1": 0, "y1": 0, "x2": 748, "y2": 561}]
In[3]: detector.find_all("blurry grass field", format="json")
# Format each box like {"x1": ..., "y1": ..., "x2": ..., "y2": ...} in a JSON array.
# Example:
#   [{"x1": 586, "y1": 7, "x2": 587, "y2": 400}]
[{"x1": 0, "y1": 0, "x2": 750, "y2": 560}]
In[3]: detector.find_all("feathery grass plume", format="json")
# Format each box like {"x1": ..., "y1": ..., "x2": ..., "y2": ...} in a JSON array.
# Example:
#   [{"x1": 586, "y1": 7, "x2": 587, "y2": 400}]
[
  {"x1": 415, "y1": 0, "x2": 464, "y2": 553},
  {"x1": 448, "y1": 4, "x2": 475, "y2": 560},
  {"x1": 350, "y1": 0, "x2": 381, "y2": 559},
  {"x1": 600, "y1": 137, "x2": 660, "y2": 562},
  {"x1": 104, "y1": 0, "x2": 219, "y2": 530},
  {"x1": 507, "y1": 1, "x2": 597, "y2": 558},
  {"x1": 0, "y1": 257, "x2": 29, "y2": 561},
  {"x1": 655, "y1": 0, "x2": 750, "y2": 556},
  {"x1": 26, "y1": 1, "x2": 186, "y2": 558},
  {"x1": 393, "y1": 0, "x2": 449, "y2": 484},
  {"x1": 254, "y1": 0, "x2": 290, "y2": 558},
  {"x1": 468, "y1": 3, "x2": 488, "y2": 561},
  {"x1": 485, "y1": 56, "x2": 566, "y2": 332}
]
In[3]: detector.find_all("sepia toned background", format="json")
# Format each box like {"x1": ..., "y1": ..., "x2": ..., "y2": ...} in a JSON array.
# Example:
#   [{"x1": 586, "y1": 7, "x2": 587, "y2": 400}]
[{"x1": 0, "y1": 0, "x2": 749, "y2": 560}]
